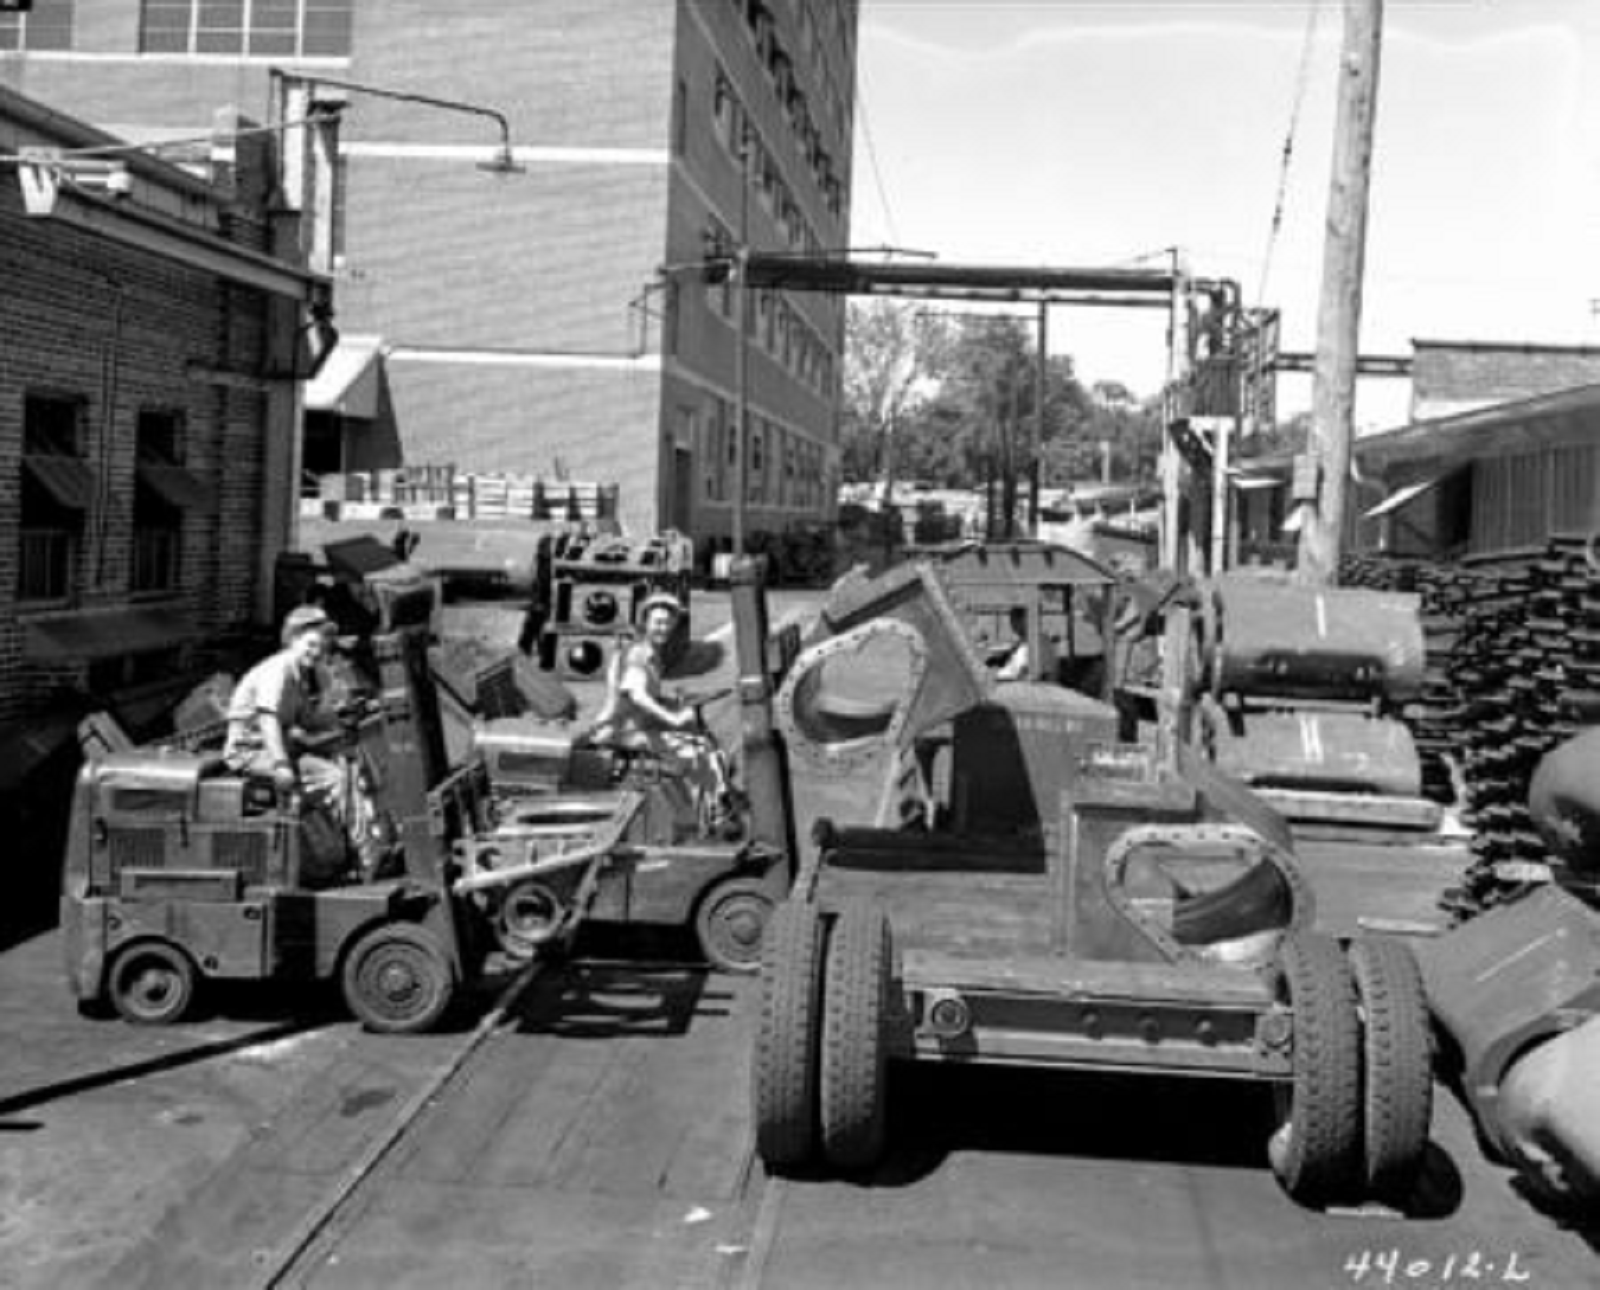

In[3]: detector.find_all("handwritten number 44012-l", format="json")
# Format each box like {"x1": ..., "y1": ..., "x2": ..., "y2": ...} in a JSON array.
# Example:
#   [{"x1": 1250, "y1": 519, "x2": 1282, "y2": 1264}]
[{"x1": 1344, "y1": 1249, "x2": 1531, "y2": 1284}]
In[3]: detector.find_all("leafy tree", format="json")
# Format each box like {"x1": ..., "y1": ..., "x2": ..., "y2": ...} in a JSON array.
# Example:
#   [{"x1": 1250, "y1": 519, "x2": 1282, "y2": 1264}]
[{"x1": 839, "y1": 300, "x2": 954, "y2": 493}]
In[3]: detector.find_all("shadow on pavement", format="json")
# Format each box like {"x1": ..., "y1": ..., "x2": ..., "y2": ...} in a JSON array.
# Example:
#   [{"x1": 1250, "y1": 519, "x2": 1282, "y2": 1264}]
[
  {"x1": 509, "y1": 958, "x2": 731, "y2": 1040},
  {"x1": 0, "y1": 1015, "x2": 331, "y2": 1118},
  {"x1": 852, "y1": 1062, "x2": 1464, "y2": 1221}
]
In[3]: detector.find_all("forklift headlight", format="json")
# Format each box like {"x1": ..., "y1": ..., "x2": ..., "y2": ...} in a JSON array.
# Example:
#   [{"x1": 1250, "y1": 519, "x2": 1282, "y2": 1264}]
[{"x1": 923, "y1": 989, "x2": 971, "y2": 1039}]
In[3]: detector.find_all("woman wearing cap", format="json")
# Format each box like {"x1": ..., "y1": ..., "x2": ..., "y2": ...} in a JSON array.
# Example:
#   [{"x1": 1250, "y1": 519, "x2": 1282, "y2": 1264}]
[
  {"x1": 601, "y1": 591, "x2": 732, "y2": 821},
  {"x1": 223, "y1": 604, "x2": 347, "y2": 826}
]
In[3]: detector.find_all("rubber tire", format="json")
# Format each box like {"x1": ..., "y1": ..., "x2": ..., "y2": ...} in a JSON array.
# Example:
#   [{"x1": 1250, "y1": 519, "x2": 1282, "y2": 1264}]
[
  {"x1": 694, "y1": 875, "x2": 778, "y2": 975},
  {"x1": 107, "y1": 941, "x2": 198, "y2": 1025},
  {"x1": 819, "y1": 901, "x2": 893, "y2": 1173},
  {"x1": 1268, "y1": 931, "x2": 1363, "y2": 1207},
  {"x1": 341, "y1": 923, "x2": 456, "y2": 1035},
  {"x1": 1348, "y1": 936, "x2": 1434, "y2": 1204},
  {"x1": 752, "y1": 900, "x2": 826, "y2": 1170}
]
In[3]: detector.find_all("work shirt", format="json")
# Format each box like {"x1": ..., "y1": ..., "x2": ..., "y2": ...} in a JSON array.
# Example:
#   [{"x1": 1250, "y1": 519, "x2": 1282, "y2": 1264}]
[
  {"x1": 609, "y1": 642, "x2": 673, "y2": 740},
  {"x1": 223, "y1": 650, "x2": 317, "y2": 766}
]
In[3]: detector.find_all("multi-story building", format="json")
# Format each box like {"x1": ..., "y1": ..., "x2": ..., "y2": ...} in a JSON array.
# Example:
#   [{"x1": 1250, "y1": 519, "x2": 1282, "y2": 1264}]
[{"x1": 2, "y1": 0, "x2": 856, "y2": 545}]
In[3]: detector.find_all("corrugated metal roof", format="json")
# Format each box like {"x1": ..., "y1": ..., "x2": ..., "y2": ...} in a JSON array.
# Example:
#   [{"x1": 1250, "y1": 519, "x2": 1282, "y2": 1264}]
[{"x1": 1356, "y1": 380, "x2": 1600, "y2": 469}]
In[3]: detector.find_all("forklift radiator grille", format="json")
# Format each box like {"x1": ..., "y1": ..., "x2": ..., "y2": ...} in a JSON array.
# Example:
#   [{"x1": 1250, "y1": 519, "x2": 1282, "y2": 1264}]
[
  {"x1": 109, "y1": 828, "x2": 166, "y2": 873},
  {"x1": 214, "y1": 832, "x2": 269, "y2": 885}
]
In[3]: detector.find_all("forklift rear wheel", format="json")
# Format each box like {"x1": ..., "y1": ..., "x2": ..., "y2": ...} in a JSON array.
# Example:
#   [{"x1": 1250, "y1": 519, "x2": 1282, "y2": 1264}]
[
  {"x1": 753, "y1": 900, "x2": 826, "y2": 1169},
  {"x1": 342, "y1": 923, "x2": 455, "y2": 1034},
  {"x1": 1348, "y1": 936, "x2": 1434, "y2": 1204},
  {"x1": 695, "y1": 876, "x2": 777, "y2": 974},
  {"x1": 107, "y1": 941, "x2": 198, "y2": 1025},
  {"x1": 1267, "y1": 931, "x2": 1363, "y2": 1207},
  {"x1": 819, "y1": 900, "x2": 893, "y2": 1173}
]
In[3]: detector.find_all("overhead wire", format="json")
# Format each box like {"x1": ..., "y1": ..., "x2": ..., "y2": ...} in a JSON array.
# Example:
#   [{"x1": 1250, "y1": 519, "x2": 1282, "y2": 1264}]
[
  {"x1": 852, "y1": 70, "x2": 903, "y2": 250},
  {"x1": 1255, "y1": 0, "x2": 1323, "y2": 308}
]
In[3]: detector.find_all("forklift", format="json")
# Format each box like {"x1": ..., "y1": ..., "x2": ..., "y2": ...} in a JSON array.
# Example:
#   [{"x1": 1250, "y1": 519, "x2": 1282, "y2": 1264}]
[{"x1": 63, "y1": 559, "x2": 796, "y2": 1031}]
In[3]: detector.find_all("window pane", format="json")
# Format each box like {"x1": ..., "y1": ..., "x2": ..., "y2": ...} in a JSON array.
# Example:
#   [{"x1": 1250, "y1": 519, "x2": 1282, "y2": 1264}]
[
  {"x1": 198, "y1": 0, "x2": 244, "y2": 27},
  {"x1": 140, "y1": 0, "x2": 191, "y2": 51},
  {"x1": 302, "y1": 5, "x2": 352, "y2": 56},
  {"x1": 26, "y1": 0, "x2": 75, "y2": 51},
  {"x1": 0, "y1": 17, "x2": 19, "y2": 52},
  {"x1": 247, "y1": 30, "x2": 296, "y2": 55},
  {"x1": 195, "y1": 29, "x2": 244, "y2": 52}
]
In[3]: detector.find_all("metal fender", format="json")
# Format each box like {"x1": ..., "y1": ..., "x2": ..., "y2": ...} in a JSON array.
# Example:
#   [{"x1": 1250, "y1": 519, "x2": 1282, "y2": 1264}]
[
  {"x1": 1418, "y1": 886, "x2": 1600, "y2": 1170},
  {"x1": 1497, "y1": 1014, "x2": 1600, "y2": 1203}
]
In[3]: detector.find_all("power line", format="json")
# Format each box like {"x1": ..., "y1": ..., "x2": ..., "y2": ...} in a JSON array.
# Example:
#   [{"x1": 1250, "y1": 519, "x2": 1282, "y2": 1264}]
[
  {"x1": 1255, "y1": 0, "x2": 1323, "y2": 307},
  {"x1": 853, "y1": 74, "x2": 902, "y2": 247}
]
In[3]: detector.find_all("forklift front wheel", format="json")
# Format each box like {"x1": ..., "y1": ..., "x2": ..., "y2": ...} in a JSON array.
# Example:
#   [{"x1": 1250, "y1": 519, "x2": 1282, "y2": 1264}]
[
  {"x1": 342, "y1": 923, "x2": 456, "y2": 1034},
  {"x1": 107, "y1": 941, "x2": 198, "y2": 1026},
  {"x1": 695, "y1": 876, "x2": 777, "y2": 974}
]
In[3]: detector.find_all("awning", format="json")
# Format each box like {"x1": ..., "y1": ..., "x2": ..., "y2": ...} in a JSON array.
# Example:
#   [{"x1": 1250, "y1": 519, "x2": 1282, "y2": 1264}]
[
  {"x1": 1364, "y1": 476, "x2": 1440, "y2": 520},
  {"x1": 304, "y1": 334, "x2": 384, "y2": 417},
  {"x1": 22, "y1": 455, "x2": 96, "y2": 509},
  {"x1": 23, "y1": 606, "x2": 191, "y2": 661},
  {"x1": 136, "y1": 461, "x2": 211, "y2": 509}
]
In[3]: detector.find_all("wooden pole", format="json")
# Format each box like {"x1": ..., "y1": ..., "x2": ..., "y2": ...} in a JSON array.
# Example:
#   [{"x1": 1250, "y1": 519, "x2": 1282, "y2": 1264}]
[
  {"x1": 1031, "y1": 302, "x2": 1047, "y2": 535},
  {"x1": 1298, "y1": 0, "x2": 1384, "y2": 584}
]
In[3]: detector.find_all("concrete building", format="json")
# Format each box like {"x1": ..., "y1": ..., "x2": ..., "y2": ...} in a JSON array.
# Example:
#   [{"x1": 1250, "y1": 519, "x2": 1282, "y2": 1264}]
[{"x1": 2, "y1": 0, "x2": 857, "y2": 546}]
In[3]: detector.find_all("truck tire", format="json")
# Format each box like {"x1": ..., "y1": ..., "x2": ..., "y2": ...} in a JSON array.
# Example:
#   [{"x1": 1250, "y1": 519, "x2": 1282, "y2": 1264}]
[
  {"x1": 752, "y1": 900, "x2": 826, "y2": 1169},
  {"x1": 819, "y1": 900, "x2": 892, "y2": 1172},
  {"x1": 1267, "y1": 931, "x2": 1363, "y2": 1207},
  {"x1": 342, "y1": 923, "x2": 456, "y2": 1034},
  {"x1": 107, "y1": 941, "x2": 198, "y2": 1025},
  {"x1": 1348, "y1": 936, "x2": 1433, "y2": 1204},
  {"x1": 694, "y1": 875, "x2": 777, "y2": 974}
]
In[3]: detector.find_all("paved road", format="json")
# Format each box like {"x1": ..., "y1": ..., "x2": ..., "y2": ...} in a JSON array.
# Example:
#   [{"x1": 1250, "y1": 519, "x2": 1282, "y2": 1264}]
[{"x1": 4, "y1": 591, "x2": 1598, "y2": 1289}]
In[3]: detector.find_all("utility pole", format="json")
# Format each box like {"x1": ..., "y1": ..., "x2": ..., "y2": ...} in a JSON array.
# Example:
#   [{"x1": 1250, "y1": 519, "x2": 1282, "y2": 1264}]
[
  {"x1": 1032, "y1": 300, "x2": 1047, "y2": 535},
  {"x1": 1298, "y1": 0, "x2": 1384, "y2": 584}
]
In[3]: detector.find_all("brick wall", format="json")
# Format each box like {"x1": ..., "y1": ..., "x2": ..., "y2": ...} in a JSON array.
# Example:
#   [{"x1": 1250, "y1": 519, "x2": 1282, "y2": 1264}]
[{"x1": 0, "y1": 127, "x2": 281, "y2": 726}]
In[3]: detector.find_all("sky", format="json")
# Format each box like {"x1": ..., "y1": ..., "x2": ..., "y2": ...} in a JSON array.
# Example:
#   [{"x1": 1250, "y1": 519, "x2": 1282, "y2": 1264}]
[{"x1": 848, "y1": 0, "x2": 1600, "y2": 429}]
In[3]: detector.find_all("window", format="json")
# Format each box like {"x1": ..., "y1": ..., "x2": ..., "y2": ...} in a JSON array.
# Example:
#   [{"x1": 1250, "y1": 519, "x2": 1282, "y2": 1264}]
[
  {"x1": 702, "y1": 406, "x2": 726, "y2": 503},
  {"x1": 18, "y1": 394, "x2": 91, "y2": 605},
  {"x1": 132, "y1": 410, "x2": 204, "y2": 595},
  {"x1": 662, "y1": 280, "x2": 681, "y2": 358},
  {"x1": 0, "y1": 0, "x2": 73, "y2": 51},
  {"x1": 139, "y1": 0, "x2": 353, "y2": 57},
  {"x1": 673, "y1": 77, "x2": 688, "y2": 156}
]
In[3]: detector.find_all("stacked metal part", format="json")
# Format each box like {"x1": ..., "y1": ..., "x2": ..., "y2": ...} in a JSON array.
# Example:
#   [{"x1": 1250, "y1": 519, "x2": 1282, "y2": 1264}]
[{"x1": 1340, "y1": 540, "x2": 1600, "y2": 918}]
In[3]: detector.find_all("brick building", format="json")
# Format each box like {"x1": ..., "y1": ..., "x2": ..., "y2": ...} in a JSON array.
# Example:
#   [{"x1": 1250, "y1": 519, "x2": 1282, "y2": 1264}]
[
  {"x1": 2, "y1": 0, "x2": 857, "y2": 545},
  {"x1": 0, "y1": 80, "x2": 324, "y2": 789},
  {"x1": 0, "y1": 80, "x2": 326, "y2": 936}
]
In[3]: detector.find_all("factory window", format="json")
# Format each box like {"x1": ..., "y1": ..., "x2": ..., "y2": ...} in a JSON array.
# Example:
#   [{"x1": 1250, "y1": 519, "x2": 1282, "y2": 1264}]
[
  {"x1": 673, "y1": 76, "x2": 688, "y2": 156},
  {"x1": 131, "y1": 410, "x2": 200, "y2": 595},
  {"x1": 139, "y1": 0, "x2": 353, "y2": 57},
  {"x1": 0, "y1": 0, "x2": 73, "y2": 51},
  {"x1": 17, "y1": 394, "x2": 91, "y2": 605}
]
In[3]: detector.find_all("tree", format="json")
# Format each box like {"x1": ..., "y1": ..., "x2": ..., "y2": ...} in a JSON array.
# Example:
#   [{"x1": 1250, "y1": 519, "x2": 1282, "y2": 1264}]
[{"x1": 840, "y1": 300, "x2": 954, "y2": 496}]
